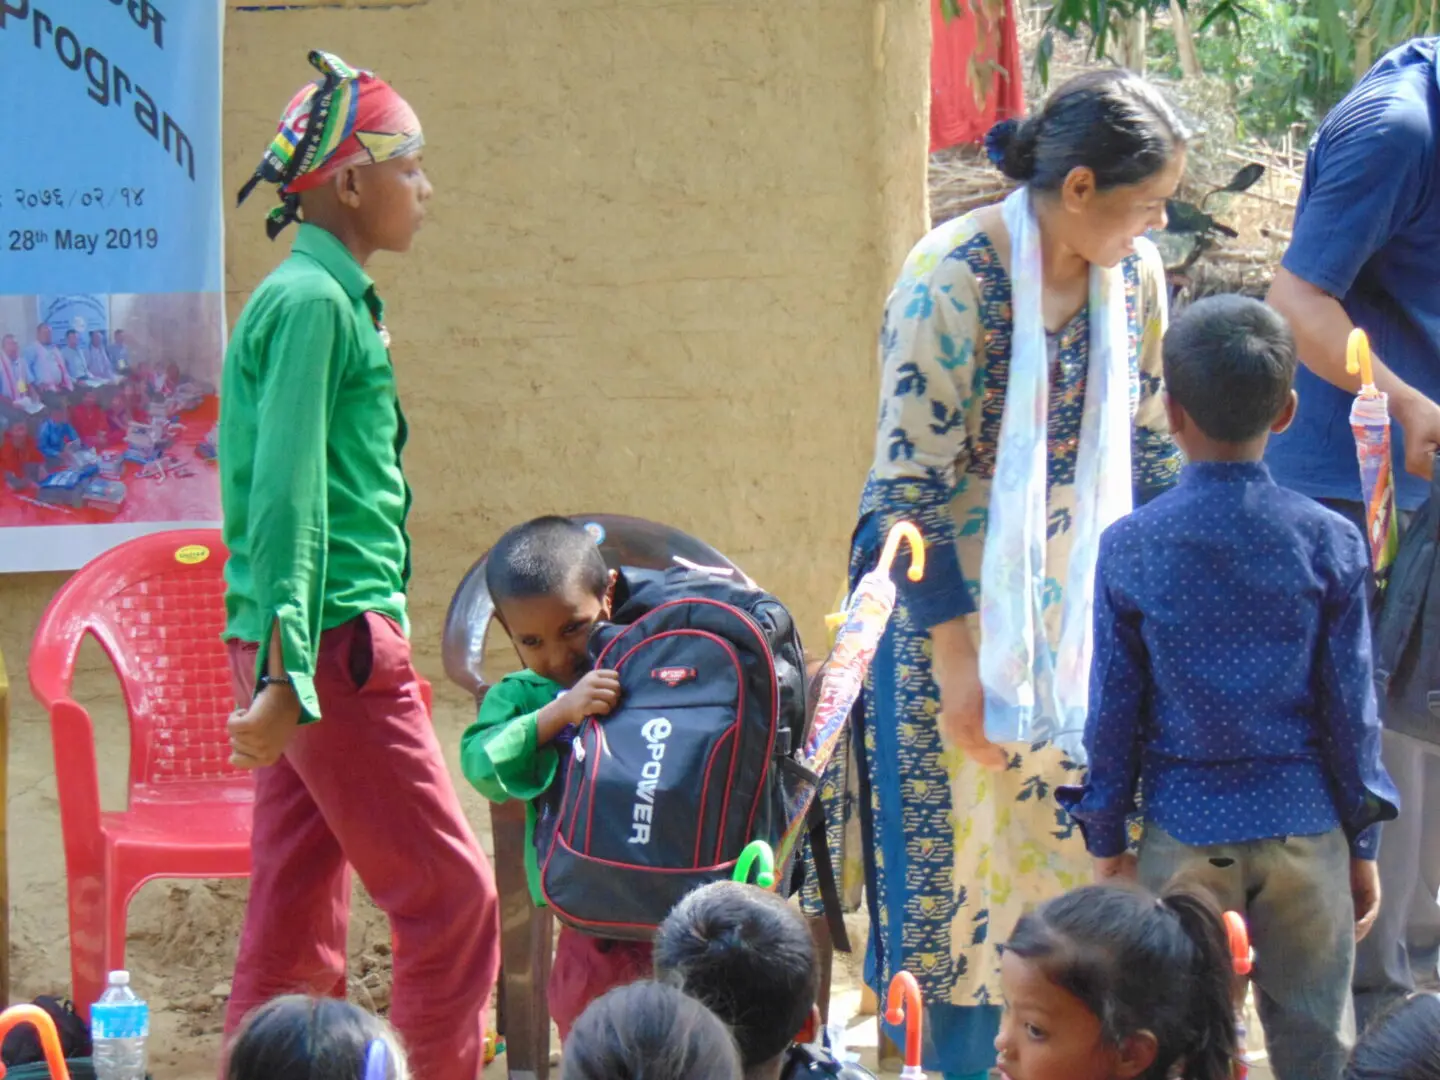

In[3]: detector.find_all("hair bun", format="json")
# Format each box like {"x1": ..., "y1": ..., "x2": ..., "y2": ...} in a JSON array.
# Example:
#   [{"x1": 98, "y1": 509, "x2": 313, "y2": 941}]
[
  {"x1": 986, "y1": 116, "x2": 1038, "y2": 182},
  {"x1": 984, "y1": 118, "x2": 1019, "y2": 166}
]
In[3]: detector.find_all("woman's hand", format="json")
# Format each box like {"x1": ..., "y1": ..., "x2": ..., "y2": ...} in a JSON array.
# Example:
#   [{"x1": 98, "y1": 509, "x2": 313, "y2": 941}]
[{"x1": 931, "y1": 619, "x2": 1007, "y2": 772}]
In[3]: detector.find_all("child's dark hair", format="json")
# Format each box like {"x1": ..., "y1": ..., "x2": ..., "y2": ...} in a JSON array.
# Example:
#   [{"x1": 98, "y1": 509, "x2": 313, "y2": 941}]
[
  {"x1": 989, "y1": 69, "x2": 1187, "y2": 192},
  {"x1": 1004, "y1": 883, "x2": 1237, "y2": 1080},
  {"x1": 225, "y1": 995, "x2": 409, "y2": 1080},
  {"x1": 560, "y1": 981, "x2": 742, "y2": 1080},
  {"x1": 1163, "y1": 294, "x2": 1297, "y2": 443},
  {"x1": 1347, "y1": 993, "x2": 1440, "y2": 1080},
  {"x1": 485, "y1": 516, "x2": 608, "y2": 611},
  {"x1": 654, "y1": 881, "x2": 818, "y2": 1070}
]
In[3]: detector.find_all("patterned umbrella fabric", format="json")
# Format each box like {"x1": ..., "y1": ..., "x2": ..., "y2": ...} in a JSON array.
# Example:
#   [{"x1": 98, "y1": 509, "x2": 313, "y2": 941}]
[
  {"x1": 775, "y1": 522, "x2": 925, "y2": 871},
  {"x1": 1348, "y1": 328, "x2": 1400, "y2": 586}
]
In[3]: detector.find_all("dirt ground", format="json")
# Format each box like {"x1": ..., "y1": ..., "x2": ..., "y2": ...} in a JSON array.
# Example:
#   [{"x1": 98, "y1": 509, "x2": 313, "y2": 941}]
[
  {"x1": 4, "y1": 639, "x2": 381, "y2": 1078},
  {"x1": 4, "y1": 649, "x2": 875, "y2": 1079},
  {"x1": 3, "y1": 637, "x2": 883, "y2": 1079}
]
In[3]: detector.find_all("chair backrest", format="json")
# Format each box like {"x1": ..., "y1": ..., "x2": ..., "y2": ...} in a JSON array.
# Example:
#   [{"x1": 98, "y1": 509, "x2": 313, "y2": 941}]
[
  {"x1": 29, "y1": 528, "x2": 241, "y2": 793},
  {"x1": 441, "y1": 513, "x2": 749, "y2": 701}
]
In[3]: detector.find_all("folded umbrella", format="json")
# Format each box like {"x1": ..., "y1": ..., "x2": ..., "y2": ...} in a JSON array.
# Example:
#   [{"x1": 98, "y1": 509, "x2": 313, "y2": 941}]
[
  {"x1": 1348, "y1": 328, "x2": 1400, "y2": 587},
  {"x1": 775, "y1": 522, "x2": 925, "y2": 872}
]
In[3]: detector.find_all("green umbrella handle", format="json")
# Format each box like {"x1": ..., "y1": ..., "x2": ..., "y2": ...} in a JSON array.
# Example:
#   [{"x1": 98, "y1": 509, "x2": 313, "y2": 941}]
[{"x1": 734, "y1": 841, "x2": 776, "y2": 888}]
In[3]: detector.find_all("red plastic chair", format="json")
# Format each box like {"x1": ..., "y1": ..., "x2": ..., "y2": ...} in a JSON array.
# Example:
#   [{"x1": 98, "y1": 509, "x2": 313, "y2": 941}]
[{"x1": 28, "y1": 528, "x2": 252, "y2": 1019}]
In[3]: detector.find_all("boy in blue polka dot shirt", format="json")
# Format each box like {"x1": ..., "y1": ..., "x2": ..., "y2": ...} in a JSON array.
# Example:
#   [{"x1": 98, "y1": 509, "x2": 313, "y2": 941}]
[{"x1": 1059, "y1": 294, "x2": 1400, "y2": 1080}]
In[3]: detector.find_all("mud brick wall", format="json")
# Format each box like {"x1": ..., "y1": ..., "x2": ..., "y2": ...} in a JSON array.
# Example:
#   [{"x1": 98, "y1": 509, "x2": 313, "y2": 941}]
[{"x1": 0, "y1": 0, "x2": 930, "y2": 1013}]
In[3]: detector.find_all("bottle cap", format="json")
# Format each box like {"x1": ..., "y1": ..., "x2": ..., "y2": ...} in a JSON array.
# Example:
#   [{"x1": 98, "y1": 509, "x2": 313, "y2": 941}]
[{"x1": 107, "y1": 970, "x2": 130, "y2": 985}]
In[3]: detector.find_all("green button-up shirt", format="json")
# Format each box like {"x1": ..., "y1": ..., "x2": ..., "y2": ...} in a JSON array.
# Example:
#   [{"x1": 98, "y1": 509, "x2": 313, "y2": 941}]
[
  {"x1": 459, "y1": 669, "x2": 567, "y2": 908},
  {"x1": 220, "y1": 224, "x2": 413, "y2": 721}
]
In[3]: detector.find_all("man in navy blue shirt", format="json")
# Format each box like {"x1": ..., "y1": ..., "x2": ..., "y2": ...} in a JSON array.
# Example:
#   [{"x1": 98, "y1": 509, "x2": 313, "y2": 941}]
[
  {"x1": 1266, "y1": 38, "x2": 1440, "y2": 1026},
  {"x1": 1061, "y1": 296, "x2": 1399, "y2": 1080}
]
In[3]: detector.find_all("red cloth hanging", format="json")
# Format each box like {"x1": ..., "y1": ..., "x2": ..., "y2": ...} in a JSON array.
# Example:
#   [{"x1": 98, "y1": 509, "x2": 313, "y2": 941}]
[{"x1": 930, "y1": 0, "x2": 1025, "y2": 152}]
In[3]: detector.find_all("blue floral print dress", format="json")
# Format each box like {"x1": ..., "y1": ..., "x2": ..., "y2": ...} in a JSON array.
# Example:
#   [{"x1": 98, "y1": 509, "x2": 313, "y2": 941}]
[{"x1": 850, "y1": 212, "x2": 1181, "y2": 1077}]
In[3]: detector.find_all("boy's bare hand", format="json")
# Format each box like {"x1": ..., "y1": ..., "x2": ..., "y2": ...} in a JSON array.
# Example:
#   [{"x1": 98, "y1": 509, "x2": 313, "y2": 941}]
[
  {"x1": 567, "y1": 669, "x2": 620, "y2": 723},
  {"x1": 1351, "y1": 858, "x2": 1382, "y2": 941},
  {"x1": 1093, "y1": 854, "x2": 1139, "y2": 883},
  {"x1": 228, "y1": 686, "x2": 302, "y2": 768}
]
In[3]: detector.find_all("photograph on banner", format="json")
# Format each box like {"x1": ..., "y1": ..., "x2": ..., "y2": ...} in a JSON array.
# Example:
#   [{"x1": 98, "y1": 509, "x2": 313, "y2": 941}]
[
  {"x1": 0, "y1": 1, "x2": 224, "y2": 573},
  {"x1": 0, "y1": 291, "x2": 222, "y2": 526}
]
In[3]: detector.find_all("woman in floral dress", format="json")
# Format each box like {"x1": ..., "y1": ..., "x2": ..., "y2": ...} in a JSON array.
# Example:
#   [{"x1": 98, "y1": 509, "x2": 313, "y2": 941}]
[{"x1": 851, "y1": 71, "x2": 1188, "y2": 1078}]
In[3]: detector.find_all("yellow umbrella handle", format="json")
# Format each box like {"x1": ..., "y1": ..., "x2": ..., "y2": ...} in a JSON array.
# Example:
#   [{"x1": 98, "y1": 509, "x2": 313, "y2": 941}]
[
  {"x1": 876, "y1": 522, "x2": 925, "y2": 582},
  {"x1": 1346, "y1": 328, "x2": 1376, "y2": 391}
]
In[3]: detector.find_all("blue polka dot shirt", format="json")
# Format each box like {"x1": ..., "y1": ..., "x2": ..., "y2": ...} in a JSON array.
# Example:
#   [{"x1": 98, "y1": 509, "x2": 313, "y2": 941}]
[{"x1": 1058, "y1": 461, "x2": 1400, "y2": 860}]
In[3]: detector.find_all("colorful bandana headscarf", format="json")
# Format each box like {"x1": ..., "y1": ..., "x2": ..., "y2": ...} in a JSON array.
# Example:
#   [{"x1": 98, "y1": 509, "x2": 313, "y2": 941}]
[{"x1": 237, "y1": 50, "x2": 423, "y2": 239}]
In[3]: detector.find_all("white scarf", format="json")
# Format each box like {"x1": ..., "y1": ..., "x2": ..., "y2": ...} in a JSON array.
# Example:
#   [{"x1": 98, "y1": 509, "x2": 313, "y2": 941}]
[{"x1": 977, "y1": 188, "x2": 1134, "y2": 762}]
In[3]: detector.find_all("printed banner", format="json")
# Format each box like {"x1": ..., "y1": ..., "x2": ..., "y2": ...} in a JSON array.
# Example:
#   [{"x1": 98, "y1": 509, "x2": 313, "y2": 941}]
[{"x1": 0, "y1": 0, "x2": 224, "y2": 573}]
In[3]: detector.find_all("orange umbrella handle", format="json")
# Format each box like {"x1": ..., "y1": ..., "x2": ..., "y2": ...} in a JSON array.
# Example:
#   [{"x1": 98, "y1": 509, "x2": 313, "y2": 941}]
[
  {"x1": 884, "y1": 971, "x2": 924, "y2": 1071},
  {"x1": 877, "y1": 522, "x2": 925, "y2": 582},
  {"x1": 1223, "y1": 910, "x2": 1252, "y2": 976},
  {"x1": 0, "y1": 1004, "x2": 72, "y2": 1080},
  {"x1": 1346, "y1": 328, "x2": 1376, "y2": 392}
]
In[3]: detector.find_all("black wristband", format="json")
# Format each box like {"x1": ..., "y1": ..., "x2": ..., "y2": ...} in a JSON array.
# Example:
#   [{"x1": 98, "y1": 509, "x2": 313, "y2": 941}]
[{"x1": 258, "y1": 675, "x2": 293, "y2": 691}]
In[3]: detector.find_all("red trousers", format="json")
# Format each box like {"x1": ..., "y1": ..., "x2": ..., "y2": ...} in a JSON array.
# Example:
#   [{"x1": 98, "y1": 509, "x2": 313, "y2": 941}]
[
  {"x1": 224, "y1": 613, "x2": 500, "y2": 1080},
  {"x1": 548, "y1": 926, "x2": 653, "y2": 1041}
]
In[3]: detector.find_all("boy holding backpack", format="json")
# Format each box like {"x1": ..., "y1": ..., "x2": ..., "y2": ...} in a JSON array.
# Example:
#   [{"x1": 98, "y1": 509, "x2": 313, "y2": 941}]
[{"x1": 460, "y1": 516, "x2": 654, "y2": 1039}]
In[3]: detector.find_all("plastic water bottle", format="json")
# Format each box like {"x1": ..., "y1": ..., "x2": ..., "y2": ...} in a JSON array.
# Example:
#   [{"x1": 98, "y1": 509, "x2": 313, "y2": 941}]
[{"x1": 92, "y1": 970, "x2": 148, "y2": 1080}]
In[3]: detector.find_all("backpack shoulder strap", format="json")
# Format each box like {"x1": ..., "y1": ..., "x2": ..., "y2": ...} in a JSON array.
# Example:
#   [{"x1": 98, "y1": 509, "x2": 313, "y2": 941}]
[{"x1": 803, "y1": 797, "x2": 852, "y2": 954}]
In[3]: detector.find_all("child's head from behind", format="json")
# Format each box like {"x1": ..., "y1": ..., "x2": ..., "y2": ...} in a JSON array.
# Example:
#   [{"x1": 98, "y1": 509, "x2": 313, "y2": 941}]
[
  {"x1": 225, "y1": 995, "x2": 408, "y2": 1080},
  {"x1": 654, "y1": 881, "x2": 819, "y2": 1080},
  {"x1": 561, "y1": 981, "x2": 742, "y2": 1080},
  {"x1": 998, "y1": 883, "x2": 1237, "y2": 1080},
  {"x1": 1347, "y1": 993, "x2": 1440, "y2": 1080},
  {"x1": 1162, "y1": 294, "x2": 1297, "y2": 460},
  {"x1": 487, "y1": 516, "x2": 614, "y2": 688}
]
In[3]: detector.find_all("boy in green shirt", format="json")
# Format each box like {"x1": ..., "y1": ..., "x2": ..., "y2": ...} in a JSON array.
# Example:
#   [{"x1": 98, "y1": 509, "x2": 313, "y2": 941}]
[
  {"x1": 220, "y1": 50, "x2": 499, "y2": 1080},
  {"x1": 460, "y1": 516, "x2": 652, "y2": 1040}
]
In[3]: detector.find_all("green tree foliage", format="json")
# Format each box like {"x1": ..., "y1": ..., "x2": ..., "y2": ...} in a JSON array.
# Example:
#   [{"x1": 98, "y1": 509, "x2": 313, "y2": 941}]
[{"x1": 942, "y1": 0, "x2": 1439, "y2": 137}]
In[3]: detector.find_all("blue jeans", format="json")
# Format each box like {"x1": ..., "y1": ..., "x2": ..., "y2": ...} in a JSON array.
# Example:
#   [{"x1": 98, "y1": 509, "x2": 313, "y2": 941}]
[{"x1": 1139, "y1": 826, "x2": 1356, "y2": 1080}]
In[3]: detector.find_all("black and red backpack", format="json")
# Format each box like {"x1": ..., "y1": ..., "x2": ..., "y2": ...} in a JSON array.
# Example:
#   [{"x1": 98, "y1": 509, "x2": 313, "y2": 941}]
[{"x1": 537, "y1": 566, "x2": 844, "y2": 941}]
